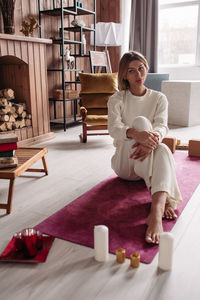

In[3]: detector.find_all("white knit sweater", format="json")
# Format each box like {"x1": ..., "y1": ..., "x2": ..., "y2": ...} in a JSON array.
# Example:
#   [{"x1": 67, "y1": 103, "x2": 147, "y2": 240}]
[{"x1": 107, "y1": 89, "x2": 169, "y2": 146}]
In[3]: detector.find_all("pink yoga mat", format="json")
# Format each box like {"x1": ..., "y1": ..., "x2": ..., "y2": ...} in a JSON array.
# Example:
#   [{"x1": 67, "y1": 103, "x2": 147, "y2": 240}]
[{"x1": 36, "y1": 151, "x2": 200, "y2": 263}]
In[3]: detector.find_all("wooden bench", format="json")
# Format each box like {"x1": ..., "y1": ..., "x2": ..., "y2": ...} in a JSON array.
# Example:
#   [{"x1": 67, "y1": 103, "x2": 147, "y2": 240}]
[{"x1": 0, "y1": 147, "x2": 48, "y2": 214}]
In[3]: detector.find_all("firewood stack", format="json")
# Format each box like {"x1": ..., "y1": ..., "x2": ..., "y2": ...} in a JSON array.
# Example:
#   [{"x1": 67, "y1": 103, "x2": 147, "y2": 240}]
[{"x1": 0, "y1": 88, "x2": 32, "y2": 132}]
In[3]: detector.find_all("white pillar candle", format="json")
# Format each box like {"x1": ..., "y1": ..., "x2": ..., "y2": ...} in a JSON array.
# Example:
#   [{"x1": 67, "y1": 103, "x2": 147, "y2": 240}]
[
  {"x1": 158, "y1": 232, "x2": 174, "y2": 271},
  {"x1": 94, "y1": 225, "x2": 109, "y2": 262}
]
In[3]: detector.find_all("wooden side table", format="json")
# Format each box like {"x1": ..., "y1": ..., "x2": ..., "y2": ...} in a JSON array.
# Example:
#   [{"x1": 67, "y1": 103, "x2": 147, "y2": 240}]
[{"x1": 0, "y1": 147, "x2": 48, "y2": 214}]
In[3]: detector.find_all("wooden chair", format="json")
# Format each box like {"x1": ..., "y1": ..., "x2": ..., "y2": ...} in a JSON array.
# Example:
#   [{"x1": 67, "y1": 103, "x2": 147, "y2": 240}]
[
  {"x1": 79, "y1": 72, "x2": 118, "y2": 143},
  {"x1": 89, "y1": 50, "x2": 112, "y2": 73}
]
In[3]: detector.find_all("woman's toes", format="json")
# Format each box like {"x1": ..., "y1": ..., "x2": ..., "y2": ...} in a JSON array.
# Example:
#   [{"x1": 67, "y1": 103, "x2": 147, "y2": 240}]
[
  {"x1": 169, "y1": 209, "x2": 177, "y2": 219},
  {"x1": 152, "y1": 233, "x2": 159, "y2": 244},
  {"x1": 164, "y1": 207, "x2": 177, "y2": 220},
  {"x1": 146, "y1": 234, "x2": 159, "y2": 244},
  {"x1": 145, "y1": 235, "x2": 153, "y2": 243}
]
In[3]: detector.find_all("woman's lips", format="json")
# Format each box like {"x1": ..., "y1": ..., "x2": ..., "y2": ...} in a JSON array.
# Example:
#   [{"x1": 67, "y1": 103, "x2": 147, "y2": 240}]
[{"x1": 136, "y1": 79, "x2": 142, "y2": 83}]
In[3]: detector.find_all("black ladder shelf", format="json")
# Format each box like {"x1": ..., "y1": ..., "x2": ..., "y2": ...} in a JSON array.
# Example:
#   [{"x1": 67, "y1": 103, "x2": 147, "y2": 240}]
[{"x1": 38, "y1": 0, "x2": 96, "y2": 131}]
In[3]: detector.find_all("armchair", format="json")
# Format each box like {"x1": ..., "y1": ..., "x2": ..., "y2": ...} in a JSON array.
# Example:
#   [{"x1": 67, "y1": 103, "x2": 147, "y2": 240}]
[{"x1": 79, "y1": 72, "x2": 118, "y2": 143}]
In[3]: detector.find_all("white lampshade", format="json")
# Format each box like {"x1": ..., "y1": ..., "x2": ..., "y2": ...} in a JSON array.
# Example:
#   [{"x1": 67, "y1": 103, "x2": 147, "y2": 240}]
[{"x1": 91, "y1": 22, "x2": 123, "y2": 48}]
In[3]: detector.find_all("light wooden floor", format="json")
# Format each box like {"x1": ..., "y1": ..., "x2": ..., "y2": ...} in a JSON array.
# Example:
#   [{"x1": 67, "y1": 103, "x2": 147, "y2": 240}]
[{"x1": 0, "y1": 124, "x2": 200, "y2": 300}]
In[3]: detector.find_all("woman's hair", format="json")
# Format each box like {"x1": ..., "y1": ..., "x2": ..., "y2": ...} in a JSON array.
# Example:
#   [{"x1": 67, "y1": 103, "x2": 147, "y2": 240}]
[{"x1": 118, "y1": 51, "x2": 149, "y2": 90}]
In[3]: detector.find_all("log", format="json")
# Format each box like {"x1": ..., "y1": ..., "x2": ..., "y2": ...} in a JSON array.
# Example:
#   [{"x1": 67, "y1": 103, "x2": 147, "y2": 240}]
[
  {"x1": 0, "y1": 115, "x2": 9, "y2": 122},
  {"x1": 9, "y1": 106, "x2": 16, "y2": 114},
  {"x1": 21, "y1": 102, "x2": 26, "y2": 110},
  {"x1": 0, "y1": 89, "x2": 32, "y2": 131},
  {"x1": 13, "y1": 103, "x2": 24, "y2": 114},
  {"x1": 3, "y1": 88, "x2": 14, "y2": 100},
  {"x1": 9, "y1": 115, "x2": 15, "y2": 122},
  {"x1": 6, "y1": 122, "x2": 13, "y2": 131},
  {"x1": 0, "y1": 122, "x2": 7, "y2": 132},
  {"x1": 20, "y1": 119, "x2": 26, "y2": 128},
  {"x1": 15, "y1": 118, "x2": 25, "y2": 128},
  {"x1": 13, "y1": 101, "x2": 26, "y2": 110},
  {"x1": 0, "y1": 98, "x2": 8, "y2": 107},
  {"x1": 12, "y1": 120, "x2": 20, "y2": 129},
  {"x1": 0, "y1": 108, "x2": 8, "y2": 115},
  {"x1": 19, "y1": 111, "x2": 27, "y2": 119},
  {"x1": 11, "y1": 112, "x2": 18, "y2": 119},
  {"x1": 4, "y1": 105, "x2": 11, "y2": 113},
  {"x1": 26, "y1": 113, "x2": 32, "y2": 119},
  {"x1": 25, "y1": 119, "x2": 32, "y2": 127}
]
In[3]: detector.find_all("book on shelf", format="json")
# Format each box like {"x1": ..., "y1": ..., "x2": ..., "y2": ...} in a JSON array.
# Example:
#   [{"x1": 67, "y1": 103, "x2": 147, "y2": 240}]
[
  {"x1": 0, "y1": 142, "x2": 18, "y2": 152},
  {"x1": 0, "y1": 150, "x2": 15, "y2": 157},
  {"x1": 0, "y1": 133, "x2": 18, "y2": 144},
  {"x1": 0, "y1": 157, "x2": 18, "y2": 169}
]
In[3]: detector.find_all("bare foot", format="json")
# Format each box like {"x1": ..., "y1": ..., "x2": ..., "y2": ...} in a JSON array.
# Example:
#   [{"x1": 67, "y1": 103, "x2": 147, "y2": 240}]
[
  {"x1": 146, "y1": 211, "x2": 163, "y2": 244},
  {"x1": 163, "y1": 202, "x2": 177, "y2": 220}
]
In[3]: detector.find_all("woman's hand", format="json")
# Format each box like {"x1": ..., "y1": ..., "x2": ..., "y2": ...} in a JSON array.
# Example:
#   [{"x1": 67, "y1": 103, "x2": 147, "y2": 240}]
[
  {"x1": 130, "y1": 143, "x2": 152, "y2": 161},
  {"x1": 135, "y1": 130, "x2": 159, "y2": 149},
  {"x1": 126, "y1": 128, "x2": 159, "y2": 149}
]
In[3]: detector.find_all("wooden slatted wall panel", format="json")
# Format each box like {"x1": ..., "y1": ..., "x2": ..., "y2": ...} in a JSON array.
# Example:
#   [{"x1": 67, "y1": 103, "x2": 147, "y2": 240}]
[
  {"x1": 27, "y1": 42, "x2": 38, "y2": 138},
  {"x1": 0, "y1": 0, "x2": 122, "y2": 119},
  {"x1": 0, "y1": 37, "x2": 51, "y2": 140}
]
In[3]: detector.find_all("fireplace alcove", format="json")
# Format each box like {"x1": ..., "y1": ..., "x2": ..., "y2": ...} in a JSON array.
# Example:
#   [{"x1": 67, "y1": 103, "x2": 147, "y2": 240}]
[{"x1": 0, "y1": 34, "x2": 54, "y2": 145}]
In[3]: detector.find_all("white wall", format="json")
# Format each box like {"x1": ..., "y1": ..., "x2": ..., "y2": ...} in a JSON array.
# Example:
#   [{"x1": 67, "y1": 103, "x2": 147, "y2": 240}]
[{"x1": 158, "y1": 65, "x2": 200, "y2": 80}]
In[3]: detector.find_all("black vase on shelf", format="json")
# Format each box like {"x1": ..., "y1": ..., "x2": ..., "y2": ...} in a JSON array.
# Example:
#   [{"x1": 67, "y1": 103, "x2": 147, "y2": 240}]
[{"x1": 0, "y1": 0, "x2": 16, "y2": 34}]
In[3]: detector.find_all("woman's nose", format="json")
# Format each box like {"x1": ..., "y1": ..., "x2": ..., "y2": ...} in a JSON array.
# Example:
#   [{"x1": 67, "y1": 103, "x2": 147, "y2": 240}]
[{"x1": 135, "y1": 69, "x2": 140, "y2": 76}]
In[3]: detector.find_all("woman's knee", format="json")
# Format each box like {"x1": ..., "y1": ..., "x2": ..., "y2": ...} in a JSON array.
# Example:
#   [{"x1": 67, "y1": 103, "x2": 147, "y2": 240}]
[
  {"x1": 132, "y1": 116, "x2": 152, "y2": 131},
  {"x1": 155, "y1": 143, "x2": 172, "y2": 157}
]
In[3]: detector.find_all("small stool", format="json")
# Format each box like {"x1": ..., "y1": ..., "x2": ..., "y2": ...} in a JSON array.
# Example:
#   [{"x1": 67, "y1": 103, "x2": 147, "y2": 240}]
[
  {"x1": 162, "y1": 80, "x2": 200, "y2": 126},
  {"x1": 162, "y1": 137, "x2": 176, "y2": 153},
  {"x1": 188, "y1": 140, "x2": 200, "y2": 157}
]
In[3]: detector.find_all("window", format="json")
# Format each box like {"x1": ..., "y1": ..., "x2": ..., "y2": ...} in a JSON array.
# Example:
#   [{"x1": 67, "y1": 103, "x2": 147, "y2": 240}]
[{"x1": 158, "y1": 0, "x2": 200, "y2": 66}]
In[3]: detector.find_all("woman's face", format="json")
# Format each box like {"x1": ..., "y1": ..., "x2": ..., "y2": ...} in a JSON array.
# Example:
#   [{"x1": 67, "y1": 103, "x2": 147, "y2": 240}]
[{"x1": 125, "y1": 60, "x2": 147, "y2": 89}]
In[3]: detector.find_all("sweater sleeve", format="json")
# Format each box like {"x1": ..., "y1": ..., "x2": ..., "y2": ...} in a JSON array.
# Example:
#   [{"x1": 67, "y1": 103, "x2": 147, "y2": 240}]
[
  {"x1": 152, "y1": 93, "x2": 169, "y2": 141},
  {"x1": 107, "y1": 92, "x2": 130, "y2": 141}
]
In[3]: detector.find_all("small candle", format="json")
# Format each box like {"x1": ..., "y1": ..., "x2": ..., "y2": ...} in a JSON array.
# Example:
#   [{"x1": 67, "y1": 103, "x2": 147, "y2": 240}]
[
  {"x1": 116, "y1": 248, "x2": 126, "y2": 263},
  {"x1": 130, "y1": 252, "x2": 140, "y2": 268},
  {"x1": 36, "y1": 230, "x2": 43, "y2": 250},
  {"x1": 158, "y1": 232, "x2": 174, "y2": 271},
  {"x1": 94, "y1": 225, "x2": 109, "y2": 262},
  {"x1": 14, "y1": 232, "x2": 24, "y2": 251},
  {"x1": 22, "y1": 228, "x2": 37, "y2": 257}
]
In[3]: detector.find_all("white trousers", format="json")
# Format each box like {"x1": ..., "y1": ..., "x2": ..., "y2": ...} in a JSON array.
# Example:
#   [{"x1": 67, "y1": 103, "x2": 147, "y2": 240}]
[{"x1": 111, "y1": 116, "x2": 182, "y2": 208}]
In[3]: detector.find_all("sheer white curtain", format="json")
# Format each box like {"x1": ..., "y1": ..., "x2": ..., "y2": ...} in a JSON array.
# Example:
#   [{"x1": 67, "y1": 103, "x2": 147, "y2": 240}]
[
  {"x1": 129, "y1": 0, "x2": 158, "y2": 72},
  {"x1": 121, "y1": 0, "x2": 132, "y2": 55}
]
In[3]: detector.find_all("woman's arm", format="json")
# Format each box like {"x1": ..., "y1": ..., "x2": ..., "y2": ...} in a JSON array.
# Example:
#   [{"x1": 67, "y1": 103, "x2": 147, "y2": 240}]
[
  {"x1": 107, "y1": 92, "x2": 130, "y2": 141},
  {"x1": 152, "y1": 93, "x2": 169, "y2": 141}
]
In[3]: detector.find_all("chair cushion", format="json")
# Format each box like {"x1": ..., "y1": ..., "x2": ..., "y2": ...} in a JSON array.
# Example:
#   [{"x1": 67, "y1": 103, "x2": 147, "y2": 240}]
[
  {"x1": 80, "y1": 94, "x2": 112, "y2": 108},
  {"x1": 84, "y1": 115, "x2": 108, "y2": 126},
  {"x1": 87, "y1": 108, "x2": 108, "y2": 115},
  {"x1": 79, "y1": 72, "x2": 118, "y2": 94}
]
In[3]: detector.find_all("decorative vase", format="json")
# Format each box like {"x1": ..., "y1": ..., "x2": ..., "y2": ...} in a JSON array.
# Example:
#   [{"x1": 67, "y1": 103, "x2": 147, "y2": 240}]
[{"x1": 0, "y1": 0, "x2": 16, "y2": 34}]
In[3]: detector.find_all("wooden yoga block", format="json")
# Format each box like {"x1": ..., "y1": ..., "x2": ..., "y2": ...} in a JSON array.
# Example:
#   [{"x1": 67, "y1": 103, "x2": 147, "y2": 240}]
[
  {"x1": 188, "y1": 140, "x2": 200, "y2": 157},
  {"x1": 162, "y1": 137, "x2": 176, "y2": 153}
]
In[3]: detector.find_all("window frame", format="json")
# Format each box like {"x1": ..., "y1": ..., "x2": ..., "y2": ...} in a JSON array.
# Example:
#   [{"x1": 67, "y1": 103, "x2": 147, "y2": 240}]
[{"x1": 159, "y1": 0, "x2": 200, "y2": 66}]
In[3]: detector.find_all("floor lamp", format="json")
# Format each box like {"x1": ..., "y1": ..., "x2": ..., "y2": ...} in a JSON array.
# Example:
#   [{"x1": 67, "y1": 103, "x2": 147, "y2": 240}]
[{"x1": 94, "y1": 22, "x2": 123, "y2": 73}]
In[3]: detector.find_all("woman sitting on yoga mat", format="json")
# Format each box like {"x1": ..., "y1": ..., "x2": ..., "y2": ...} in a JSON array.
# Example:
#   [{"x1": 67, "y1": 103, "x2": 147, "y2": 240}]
[{"x1": 107, "y1": 50, "x2": 182, "y2": 244}]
